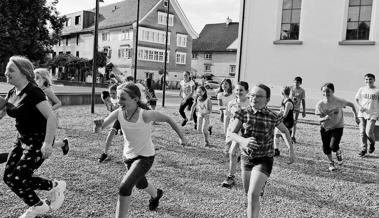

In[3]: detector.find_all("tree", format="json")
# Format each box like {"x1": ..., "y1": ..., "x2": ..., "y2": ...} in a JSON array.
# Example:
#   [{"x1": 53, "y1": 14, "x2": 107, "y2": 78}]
[{"x1": 0, "y1": 0, "x2": 66, "y2": 74}]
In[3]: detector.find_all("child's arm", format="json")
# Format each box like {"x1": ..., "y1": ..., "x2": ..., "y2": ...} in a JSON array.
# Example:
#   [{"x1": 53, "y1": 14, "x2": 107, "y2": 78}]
[
  {"x1": 228, "y1": 119, "x2": 246, "y2": 145},
  {"x1": 301, "y1": 98, "x2": 306, "y2": 117},
  {"x1": 276, "y1": 122, "x2": 295, "y2": 164},
  {"x1": 346, "y1": 101, "x2": 360, "y2": 124},
  {"x1": 44, "y1": 89, "x2": 62, "y2": 110},
  {"x1": 143, "y1": 110, "x2": 188, "y2": 146},
  {"x1": 94, "y1": 109, "x2": 119, "y2": 132},
  {"x1": 282, "y1": 101, "x2": 292, "y2": 118}
]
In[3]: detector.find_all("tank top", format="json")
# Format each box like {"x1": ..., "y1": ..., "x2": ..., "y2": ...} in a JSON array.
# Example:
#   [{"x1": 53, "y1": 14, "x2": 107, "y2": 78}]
[
  {"x1": 281, "y1": 98, "x2": 294, "y2": 129},
  {"x1": 196, "y1": 97, "x2": 211, "y2": 117},
  {"x1": 118, "y1": 108, "x2": 155, "y2": 159}
]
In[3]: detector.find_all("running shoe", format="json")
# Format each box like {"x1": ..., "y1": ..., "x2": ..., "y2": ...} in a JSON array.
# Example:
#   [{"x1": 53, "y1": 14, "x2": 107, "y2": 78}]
[
  {"x1": 328, "y1": 162, "x2": 336, "y2": 172},
  {"x1": 62, "y1": 139, "x2": 69, "y2": 155},
  {"x1": 358, "y1": 149, "x2": 367, "y2": 157},
  {"x1": 98, "y1": 153, "x2": 110, "y2": 163},
  {"x1": 336, "y1": 150, "x2": 343, "y2": 165},
  {"x1": 149, "y1": 189, "x2": 163, "y2": 211},
  {"x1": 221, "y1": 175, "x2": 235, "y2": 188},
  {"x1": 19, "y1": 200, "x2": 49, "y2": 218}
]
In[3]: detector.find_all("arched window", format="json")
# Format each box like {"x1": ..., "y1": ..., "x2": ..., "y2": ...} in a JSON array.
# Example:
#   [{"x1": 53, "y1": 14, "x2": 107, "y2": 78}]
[{"x1": 346, "y1": 0, "x2": 372, "y2": 40}]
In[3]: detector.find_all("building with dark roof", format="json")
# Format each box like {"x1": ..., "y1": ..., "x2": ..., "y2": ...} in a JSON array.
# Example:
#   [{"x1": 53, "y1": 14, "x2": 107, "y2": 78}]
[
  {"x1": 52, "y1": 0, "x2": 198, "y2": 83},
  {"x1": 191, "y1": 18, "x2": 239, "y2": 81}
]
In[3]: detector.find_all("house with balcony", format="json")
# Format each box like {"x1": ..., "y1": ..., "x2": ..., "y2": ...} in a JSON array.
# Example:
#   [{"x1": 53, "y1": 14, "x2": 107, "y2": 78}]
[
  {"x1": 191, "y1": 18, "x2": 239, "y2": 82},
  {"x1": 237, "y1": 0, "x2": 379, "y2": 107},
  {"x1": 52, "y1": 0, "x2": 198, "y2": 83}
]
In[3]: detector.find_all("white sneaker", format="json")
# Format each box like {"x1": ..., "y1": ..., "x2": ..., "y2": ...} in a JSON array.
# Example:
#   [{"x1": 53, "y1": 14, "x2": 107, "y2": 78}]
[
  {"x1": 19, "y1": 200, "x2": 49, "y2": 218},
  {"x1": 47, "y1": 180, "x2": 66, "y2": 210},
  {"x1": 328, "y1": 162, "x2": 336, "y2": 172}
]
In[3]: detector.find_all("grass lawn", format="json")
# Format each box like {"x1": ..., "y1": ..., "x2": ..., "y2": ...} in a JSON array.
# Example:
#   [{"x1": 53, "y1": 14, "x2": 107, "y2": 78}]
[{"x1": 0, "y1": 105, "x2": 378, "y2": 218}]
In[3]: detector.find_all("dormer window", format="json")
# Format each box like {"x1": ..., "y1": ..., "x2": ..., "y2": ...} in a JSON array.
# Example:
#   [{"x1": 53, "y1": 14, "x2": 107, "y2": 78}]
[{"x1": 164, "y1": 0, "x2": 169, "y2": 7}]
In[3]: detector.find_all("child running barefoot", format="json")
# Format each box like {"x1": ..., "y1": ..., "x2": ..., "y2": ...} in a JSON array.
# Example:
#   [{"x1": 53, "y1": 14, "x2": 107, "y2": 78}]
[
  {"x1": 34, "y1": 68, "x2": 69, "y2": 155},
  {"x1": 228, "y1": 84, "x2": 295, "y2": 218},
  {"x1": 221, "y1": 81, "x2": 250, "y2": 188},
  {"x1": 315, "y1": 83, "x2": 359, "y2": 171},
  {"x1": 94, "y1": 82, "x2": 188, "y2": 217},
  {"x1": 190, "y1": 86, "x2": 213, "y2": 147},
  {"x1": 274, "y1": 86, "x2": 294, "y2": 156},
  {"x1": 98, "y1": 84, "x2": 121, "y2": 163}
]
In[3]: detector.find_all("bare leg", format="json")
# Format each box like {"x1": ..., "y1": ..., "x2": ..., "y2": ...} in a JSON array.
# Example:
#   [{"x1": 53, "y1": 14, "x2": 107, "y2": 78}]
[
  {"x1": 242, "y1": 170, "x2": 268, "y2": 218},
  {"x1": 115, "y1": 195, "x2": 131, "y2": 218}
]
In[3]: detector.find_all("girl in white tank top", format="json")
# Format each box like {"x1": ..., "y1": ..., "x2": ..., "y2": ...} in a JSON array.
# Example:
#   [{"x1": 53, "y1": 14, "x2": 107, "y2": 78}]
[{"x1": 94, "y1": 82, "x2": 188, "y2": 218}]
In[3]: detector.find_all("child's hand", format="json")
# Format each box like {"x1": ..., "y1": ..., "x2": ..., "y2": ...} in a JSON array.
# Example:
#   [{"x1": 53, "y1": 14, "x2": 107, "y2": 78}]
[{"x1": 94, "y1": 119, "x2": 104, "y2": 133}]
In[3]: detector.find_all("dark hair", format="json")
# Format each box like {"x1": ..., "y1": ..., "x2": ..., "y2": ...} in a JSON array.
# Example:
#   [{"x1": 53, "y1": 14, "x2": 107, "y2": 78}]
[
  {"x1": 321, "y1": 82, "x2": 334, "y2": 92},
  {"x1": 146, "y1": 78, "x2": 153, "y2": 89},
  {"x1": 183, "y1": 71, "x2": 191, "y2": 76},
  {"x1": 282, "y1": 86, "x2": 291, "y2": 96},
  {"x1": 126, "y1": 76, "x2": 134, "y2": 81},
  {"x1": 256, "y1": 83, "x2": 271, "y2": 99},
  {"x1": 219, "y1": 79, "x2": 233, "y2": 94},
  {"x1": 101, "y1": 91, "x2": 110, "y2": 101},
  {"x1": 238, "y1": 81, "x2": 249, "y2": 91},
  {"x1": 196, "y1": 85, "x2": 208, "y2": 102},
  {"x1": 294, "y1": 76, "x2": 303, "y2": 84},
  {"x1": 364, "y1": 73, "x2": 375, "y2": 80},
  {"x1": 109, "y1": 84, "x2": 117, "y2": 92},
  {"x1": 117, "y1": 82, "x2": 150, "y2": 109}
]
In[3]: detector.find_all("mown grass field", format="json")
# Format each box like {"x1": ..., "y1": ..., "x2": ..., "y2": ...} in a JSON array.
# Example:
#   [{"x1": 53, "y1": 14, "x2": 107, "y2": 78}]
[{"x1": 0, "y1": 105, "x2": 378, "y2": 218}]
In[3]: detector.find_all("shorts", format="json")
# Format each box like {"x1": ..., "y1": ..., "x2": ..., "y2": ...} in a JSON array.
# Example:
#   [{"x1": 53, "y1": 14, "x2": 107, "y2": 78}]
[
  {"x1": 320, "y1": 127, "x2": 343, "y2": 154},
  {"x1": 241, "y1": 155, "x2": 274, "y2": 177},
  {"x1": 112, "y1": 120, "x2": 121, "y2": 134}
]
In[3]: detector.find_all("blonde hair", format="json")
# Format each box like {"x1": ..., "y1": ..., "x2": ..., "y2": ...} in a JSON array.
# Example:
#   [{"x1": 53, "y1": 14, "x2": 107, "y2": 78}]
[
  {"x1": 9, "y1": 56, "x2": 35, "y2": 82},
  {"x1": 34, "y1": 68, "x2": 52, "y2": 87}
]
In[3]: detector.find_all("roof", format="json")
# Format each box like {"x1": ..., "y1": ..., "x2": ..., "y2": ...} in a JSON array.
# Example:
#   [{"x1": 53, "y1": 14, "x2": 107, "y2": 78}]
[
  {"x1": 192, "y1": 22, "x2": 239, "y2": 52},
  {"x1": 83, "y1": 0, "x2": 160, "y2": 31}
]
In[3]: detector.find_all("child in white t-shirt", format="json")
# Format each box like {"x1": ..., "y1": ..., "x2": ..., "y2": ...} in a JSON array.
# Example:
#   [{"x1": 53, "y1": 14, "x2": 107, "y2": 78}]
[
  {"x1": 355, "y1": 73, "x2": 379, "y2": 156},
  {"x1": 217, "y1": 79, "x2": 235, "y2": 134},
  {"x1": 190, "y1": 86, "x2": 212, "y2": 146}
]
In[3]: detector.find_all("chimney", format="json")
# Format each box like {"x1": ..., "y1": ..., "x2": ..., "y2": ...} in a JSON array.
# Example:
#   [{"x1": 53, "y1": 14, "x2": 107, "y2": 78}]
[{"x1": 226, "y1": 17, "x2": 232, "y2": 25}]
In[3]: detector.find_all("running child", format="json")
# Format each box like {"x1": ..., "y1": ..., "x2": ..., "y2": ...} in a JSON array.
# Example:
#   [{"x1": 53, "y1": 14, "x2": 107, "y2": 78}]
[
  {"x1": 221, "y1": 81, "x2": 250, "y2": 188},
  {"x1": 290, "y1": 76, "x2": 306, "y2": 143},
  {"x1": 179, "y1": 71, "x2": 197, "y2": 127},
  {"x1": 34, "y1": 68, "x2": 69, "y2": 155},
  {"x1": 315, "y1": 83, "x2": 359, "y2": 171},
  {"x1": 190, "y1": 86, "x2": 213, "y2": 147},
  {"x1": 228, "y1": 84, "x2": 295, "y2": 218},
  {"x1": 217, "y1": 79, "x2": 235, "y2": 132},
  {"x1": 98, "y1": 84, "x2": 121, "y2": 163},
  {"x1": 274, "y1": 86, "x2": 294, "y2": 156},
  {"x1": 355, "y1": 73, "x2": 379, "y2": 156},
  {"x1": 94, "y1": 82, "x2": 188, "y2": 217}
]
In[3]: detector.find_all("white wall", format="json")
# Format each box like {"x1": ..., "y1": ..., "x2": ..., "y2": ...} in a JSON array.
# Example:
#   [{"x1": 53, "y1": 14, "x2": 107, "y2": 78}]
[
  {"x1": 192, "y1": 52, "x2": 236, "y2": 79},
  {"x1": 238, "y1": 0, "x2": 379, "y2": 108}
]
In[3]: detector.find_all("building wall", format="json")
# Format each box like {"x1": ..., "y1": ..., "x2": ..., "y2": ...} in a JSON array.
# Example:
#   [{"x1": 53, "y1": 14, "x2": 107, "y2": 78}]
[
  {"x1": 238, "y1": 0, "x2": 379, "y2": 107},
  {"x1": 192, "y1": 52, "x2": 236, "y2": 81}
]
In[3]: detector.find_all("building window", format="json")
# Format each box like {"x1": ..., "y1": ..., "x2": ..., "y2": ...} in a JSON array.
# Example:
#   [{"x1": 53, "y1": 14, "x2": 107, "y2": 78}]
[
  {"x1": 158, "y1": 12, "x2": 174, "y2": 26},
  {"x1": 102, "y1": 32, "x2": 110, "y2": 41},
  {"x1": 65, "y1": 18, "x2": 71, "y2": 27},
  {"x1": 346, "y1": 0, "x2": 372, "y2": 40},
  {"x1": 66, "y1": 51, "x2": 71, "y2": 55},
  {"x1": 75, "y1": 16, "x2": 81, "y2": 25},
  {"x1": 104, "y1": 47, "x2": 111, "y2": 58},
  {"x1": 58, "y1": 39, "x2": 61, "y2": 46},
  {"x1": 76, "y1": 51, "x2": 80, "y2": 57},
  {"x1": 204, "y1": 53, "x2": 212, "y2": 60},
  {"x1": 192, "y1": 52, "x2": 198, "y2": 59},
  {"x1": 163, "y1": 0, "x2": 168, "y2": 7},
  {"x1": 177, "y1": 34, "x2": 187, "y2": 47},
  {"x1": 138, "y1": 47, "x2": 169, "y2": 63},
  {"x1": 280, "y1": 0, "x2": 302, "y2": 40},
  {"x1": 118, "y1": 46, "x2": 132, "y2": 59},
  {"x1": 58, "y1": 51, "x2": 63, "y2": 55},
  {"x1": 76, "y1": 35, "x2": 79, "y2": 45},
  {"x1": 204, "y1": 64, "x2": 211, "y2": 72},
  {"x1": 229, "y1": 65, "x2": 236, "y2": 76},
  {"x1": 176, "y1": 52, "x2": 186, "y2": 64},
  {"x1": 139, "y1": 27, "x2": 170, "y2": 45},
  {"x1": 66, "y1": 37, "x2": 69, "y2": 46},
  {"x1": 120, "y1": 30, "x2": 132, "y2": 41}
]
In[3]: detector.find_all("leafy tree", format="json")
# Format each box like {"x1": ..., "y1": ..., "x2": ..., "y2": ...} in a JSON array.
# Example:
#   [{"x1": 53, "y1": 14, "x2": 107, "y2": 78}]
[{"x1": 0, "y1": 0, "x2": 66, "y2": 74}]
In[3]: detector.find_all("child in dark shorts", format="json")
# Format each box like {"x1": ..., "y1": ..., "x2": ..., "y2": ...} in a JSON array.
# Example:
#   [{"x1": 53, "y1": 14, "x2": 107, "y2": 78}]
[{"x1": 228, "y1": 84, "x2": 295, "y2": 218}]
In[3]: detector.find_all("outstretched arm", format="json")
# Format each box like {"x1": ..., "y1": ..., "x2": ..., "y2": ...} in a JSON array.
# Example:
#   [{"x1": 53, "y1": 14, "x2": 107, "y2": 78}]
[
  {"x1": 144, "y1": 110, "x2": 188, "y2": 146},
  {"x1": 44, "y1": 88, "x2": 62, "y2": 110},
  {"x1": 346, "y1": 101, "x2": 359, "y2": 124},
  {"x1": 94, "y1": 109, "x2": 119, "y2": 132}
]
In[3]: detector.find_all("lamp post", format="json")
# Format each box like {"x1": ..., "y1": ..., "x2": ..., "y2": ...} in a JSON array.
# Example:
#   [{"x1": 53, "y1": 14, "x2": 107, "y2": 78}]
[
  {"x1": 91, "y1": 0, "x2": 100, "y2": 113},
  {"x1": 162, "y1": 0, "x2": 170, "y2": 107},
  {"x1": 133, "y1": 0, "x2": 140, "y2": 83}
]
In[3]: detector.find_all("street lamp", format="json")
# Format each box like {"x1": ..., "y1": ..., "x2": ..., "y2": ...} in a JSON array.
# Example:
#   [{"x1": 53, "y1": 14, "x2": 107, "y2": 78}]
[
  {"x1": 133, "y1": 0, "x2": 140, "y2": 83},
  {"x1": 91, "y1": 0, "x2": 102, "y2": 113},
  {"x1": 162, "y1": 0, "x2": 170, "y2": 107}
]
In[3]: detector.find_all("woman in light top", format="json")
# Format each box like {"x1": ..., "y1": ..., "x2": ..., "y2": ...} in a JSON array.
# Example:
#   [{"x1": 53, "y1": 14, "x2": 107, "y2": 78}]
[{"x1": 94, "y1": 82, "x2": 188, "y2": 218}]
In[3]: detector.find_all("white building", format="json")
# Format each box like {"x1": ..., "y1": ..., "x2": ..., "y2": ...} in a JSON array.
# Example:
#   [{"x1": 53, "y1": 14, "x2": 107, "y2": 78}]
[{"x1": 237, "y1": 0, "x2": 379, "y2": 107}]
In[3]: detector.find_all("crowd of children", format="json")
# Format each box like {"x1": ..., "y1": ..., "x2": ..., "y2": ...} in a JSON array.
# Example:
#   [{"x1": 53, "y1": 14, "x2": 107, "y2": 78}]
[{"x1": 0, "y1": 55, "x2": 377, "y2": 218}]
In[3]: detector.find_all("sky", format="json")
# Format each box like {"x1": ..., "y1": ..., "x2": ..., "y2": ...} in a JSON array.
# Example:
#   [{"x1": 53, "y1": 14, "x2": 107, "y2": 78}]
[{"x1": 49, "y1": 0, "x2": 241, "y2": 33}]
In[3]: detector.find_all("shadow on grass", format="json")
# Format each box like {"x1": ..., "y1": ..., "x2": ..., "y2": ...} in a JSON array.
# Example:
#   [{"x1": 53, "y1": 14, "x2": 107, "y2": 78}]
[
  {"x1": 270, "y1": 182, "x2": 378, "y2": 218},
  {"x1": 161, "y1": 205, "x2": 226, "y2": 218}
]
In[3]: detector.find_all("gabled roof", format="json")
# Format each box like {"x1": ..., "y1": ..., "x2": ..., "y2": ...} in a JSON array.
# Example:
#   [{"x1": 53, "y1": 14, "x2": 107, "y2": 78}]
[
  {"x1": 192, "y1": 22, "x2": 239, "y2": 52},
  {"x1": 83, "y1": 0, "x2": 160, "y2": 31}
]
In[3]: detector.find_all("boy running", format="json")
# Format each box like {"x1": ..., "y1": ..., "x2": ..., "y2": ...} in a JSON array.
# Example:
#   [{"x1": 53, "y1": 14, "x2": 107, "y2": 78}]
[{"x1": 290, "y1": 76, "x2": 306, "y2": 143}]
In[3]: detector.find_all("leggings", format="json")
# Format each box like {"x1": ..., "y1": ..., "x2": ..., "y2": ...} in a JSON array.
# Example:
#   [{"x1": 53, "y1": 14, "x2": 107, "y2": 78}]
[
  {"x1": 179, "y1": 97, "x2": 197, "y2": 121},
  {"x1": 119, "y1": 156, "x2": 155, "y2": 196},
  {"x1": 3, "y1": 133, "x2": 53, "y2": 206}
]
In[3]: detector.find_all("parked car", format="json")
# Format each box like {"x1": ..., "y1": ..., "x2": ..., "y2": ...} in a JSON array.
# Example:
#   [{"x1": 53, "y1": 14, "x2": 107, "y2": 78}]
[{"x1": 204, "y1": 80, "x2": 219, "y2": 99}]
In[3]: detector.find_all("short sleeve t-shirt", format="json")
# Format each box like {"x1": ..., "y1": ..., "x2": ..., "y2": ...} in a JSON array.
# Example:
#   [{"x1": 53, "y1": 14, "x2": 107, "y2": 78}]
[
  {"x1": 315, "y1": 97, "x2": 347, "y2": 130},
  {"x1": 217, "y1": 92, "x2": 235, "y2": 110},
  {"x1": 226, "y1": 98, "x2": 250, "y2": 118},
  {"x1": 355, "y1": 86, "x2": 379, "y2": 119},
  {"x1": 5, "y1": 82, "x2": 47, "y2": 135},
  {"x1": 290, "y1": 86, "x2": 305, "y2": 111},
  {"x1": 196, "y1": 97, "x2": 211, "y2": 117},
  {"x1": 180, "y1": 80, "x2": 195, "y2": 99}
]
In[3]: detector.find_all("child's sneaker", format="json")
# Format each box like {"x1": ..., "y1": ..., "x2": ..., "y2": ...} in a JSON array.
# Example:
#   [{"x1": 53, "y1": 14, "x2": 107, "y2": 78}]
[
  {"x1": 291, "y1": 137, "x2": 297, "y2": 143},
  {"x1": 98, "y1": 153, "x2": 109, "y2": 163},
  {"x1": 62, "y1": 139, "x2": 69, "y2": 155},
  {"x1": 274, "y1": 149, "x2": 280, "y2": 157},
  {"x1": 149, "y1": 189, "x2": 163, "y2": 211},
  {"x1": 19, "y1": 200, "x2": 50, "y2": 218},
  {"x1": 194, "y1": 123, "x2": 197, "y2": 130},
  {"x1": 369, "y1": 144, "x2": 375, "y2": 153},
  {"x1": 181, "y1": 119, "x2": 188, "y2": 126},
  {"x1": 328, "y1": 162, "x2": 336, "y2": 172},
  {"x1": 336, "y1": 150, "x2": 343, "y2": 165},
  {"x1": 47, "y1": 180, "x2": 66, "y2": 211},
  {"x1": 221, "y1": 175, "x2": 235, "y2": 188},
  {"x1": 358, "y1": 149, "x2": 367, "y2": 157}
]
